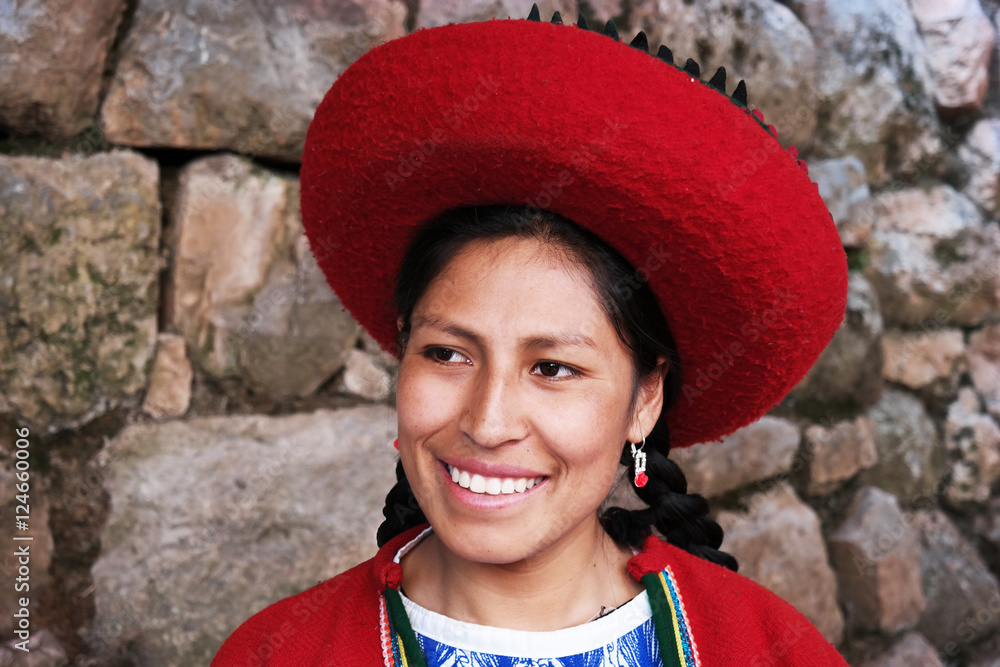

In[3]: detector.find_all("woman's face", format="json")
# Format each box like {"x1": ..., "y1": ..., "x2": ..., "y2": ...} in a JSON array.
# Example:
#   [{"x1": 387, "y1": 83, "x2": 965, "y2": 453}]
[{"x1": 396, "y1": 236, "x2": 663, "y2": 566}]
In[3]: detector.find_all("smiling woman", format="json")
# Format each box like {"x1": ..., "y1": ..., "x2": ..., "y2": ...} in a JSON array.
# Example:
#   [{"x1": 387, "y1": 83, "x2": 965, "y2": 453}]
[
  {"x1": 387, "y1": 206, "x2": 715, "y2": 643},
  {"x1": 213, "y1": 6, "x2": 850, "y2": 666}
]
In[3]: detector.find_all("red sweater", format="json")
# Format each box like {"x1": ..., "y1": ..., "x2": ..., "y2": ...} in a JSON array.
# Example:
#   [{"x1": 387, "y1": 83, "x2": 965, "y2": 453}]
[{"x1": 213, "y1": 525, "x2": 848, "y2": 666}]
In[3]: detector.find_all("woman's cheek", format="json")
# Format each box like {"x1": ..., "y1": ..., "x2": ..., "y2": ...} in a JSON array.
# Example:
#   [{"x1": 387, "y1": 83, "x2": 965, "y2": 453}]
[
  {"x1": 542, "y1": 389, "x2": 622, "y2": 449},
  {"x1": 397, "y1": 363, "x2": 462, "y2": 438}
]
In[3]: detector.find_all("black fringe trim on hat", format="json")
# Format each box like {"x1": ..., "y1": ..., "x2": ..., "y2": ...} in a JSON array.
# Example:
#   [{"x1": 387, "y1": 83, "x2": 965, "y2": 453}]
[
  {"x1": 602, "y1": 19, "x2": 619, "y2": 41},
  {"x1": 522, "y1": 3, "x2": 768, "y2": 137},
  {"x1": 629, "y1": 31, "x2": 648, "y2": 52},
  {"x1": 683, "y1": 58, "x2": 700, "y2": 78}
]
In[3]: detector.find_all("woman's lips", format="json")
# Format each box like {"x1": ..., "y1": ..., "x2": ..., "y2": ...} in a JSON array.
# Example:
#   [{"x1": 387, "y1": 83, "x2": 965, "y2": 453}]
[{"x1": 439, "y1": 456, "x2": 546, "y2": 480}]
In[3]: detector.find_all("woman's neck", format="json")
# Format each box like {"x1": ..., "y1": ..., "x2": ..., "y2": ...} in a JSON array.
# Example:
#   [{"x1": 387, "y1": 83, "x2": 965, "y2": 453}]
[{"x1": 398, "y1": 518, "x2": 642, "y2": 631}]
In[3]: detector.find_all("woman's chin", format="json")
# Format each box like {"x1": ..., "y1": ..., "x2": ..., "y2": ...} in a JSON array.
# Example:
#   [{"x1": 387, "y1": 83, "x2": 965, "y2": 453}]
[
  {"x1": 425, "y1": 503, "x2": 597, "y2": 569},
  {"x1": 432, "y1": 520, "x2": 548, "y2": 565}
]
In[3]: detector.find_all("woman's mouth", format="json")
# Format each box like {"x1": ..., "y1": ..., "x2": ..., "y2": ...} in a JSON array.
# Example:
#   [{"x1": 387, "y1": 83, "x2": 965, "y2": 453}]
[{"x1": 444, "y1": 463, "x2": 545, "y2": 496}]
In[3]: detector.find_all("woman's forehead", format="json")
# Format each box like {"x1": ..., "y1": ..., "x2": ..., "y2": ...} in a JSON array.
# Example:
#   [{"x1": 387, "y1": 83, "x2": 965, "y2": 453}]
[
  {"x1": 463, "y1": 234, "x2": 576, "y2": 258},
  {"x1": 411, "y1": 239, "x2": 621, "y2": 353},
  {"x1": 443, "y1": 235, "x2": 599, "y2": 288},
  {"x1": 426, "y1": 237, "x2": 598, "y2": 300}
]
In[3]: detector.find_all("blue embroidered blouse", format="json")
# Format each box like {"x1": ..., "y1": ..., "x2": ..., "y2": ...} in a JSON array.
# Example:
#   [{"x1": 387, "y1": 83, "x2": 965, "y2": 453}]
[{"x1": 400, "y1": 587, "x2": 661, "y2": 666}]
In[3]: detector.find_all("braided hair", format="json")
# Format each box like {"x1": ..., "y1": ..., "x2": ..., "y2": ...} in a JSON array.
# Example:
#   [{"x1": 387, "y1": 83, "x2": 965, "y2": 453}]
[{"x1": 376, "y1": 204, "x2": 737, "y2": 572}]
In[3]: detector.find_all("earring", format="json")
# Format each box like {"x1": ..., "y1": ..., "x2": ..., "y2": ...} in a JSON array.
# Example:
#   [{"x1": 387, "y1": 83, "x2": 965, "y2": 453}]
[{"x1": 631, "y1": 437, "x2": 648, "y2": 488}]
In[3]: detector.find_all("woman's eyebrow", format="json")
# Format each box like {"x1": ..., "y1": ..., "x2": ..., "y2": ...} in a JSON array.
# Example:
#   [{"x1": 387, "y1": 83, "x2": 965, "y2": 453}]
[
  {"x1": 412, "y1": 315, "x2": 485, "y2": 347},
  {"x1": 520, "y1": 333, "x2": 597, "y2": 351},
  {"x1": 411, "y1": 314, "x2": 597, "y2": 351}
]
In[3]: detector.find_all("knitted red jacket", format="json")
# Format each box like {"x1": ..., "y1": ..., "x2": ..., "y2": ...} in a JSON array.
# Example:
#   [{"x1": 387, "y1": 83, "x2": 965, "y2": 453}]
[{"x1": 212, "y1": 524, "x2": 848, "y2": 666}]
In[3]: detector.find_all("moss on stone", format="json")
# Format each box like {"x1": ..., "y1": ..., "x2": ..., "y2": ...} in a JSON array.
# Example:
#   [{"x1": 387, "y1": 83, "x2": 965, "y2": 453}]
[
  {"x1": 933, "y1": 237, "x2": 968, "y2": 267},
  {"x1": 846, "y1": 248, "x2": 869, "y2": 271}
]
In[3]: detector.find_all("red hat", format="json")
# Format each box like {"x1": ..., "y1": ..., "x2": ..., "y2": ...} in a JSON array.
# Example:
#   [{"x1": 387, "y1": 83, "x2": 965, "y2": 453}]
[{"x1": 300, "y1": 7, "x2": 848, "y2": 448}]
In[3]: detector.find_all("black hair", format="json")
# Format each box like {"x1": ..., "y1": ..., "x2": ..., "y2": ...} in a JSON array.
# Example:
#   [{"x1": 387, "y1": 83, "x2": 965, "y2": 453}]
[{"x1": 376, "y1": 204, "x2": 737, "y2": 572}]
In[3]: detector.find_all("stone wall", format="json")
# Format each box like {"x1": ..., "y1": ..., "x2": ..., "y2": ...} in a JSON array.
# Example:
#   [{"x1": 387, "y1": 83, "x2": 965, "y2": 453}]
[{"x1": 0, "y1": 0, "x2": 998, "y2": 665}]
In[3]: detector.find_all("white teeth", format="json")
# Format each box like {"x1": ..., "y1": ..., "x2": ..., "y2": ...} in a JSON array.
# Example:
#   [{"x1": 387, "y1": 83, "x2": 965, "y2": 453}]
[
  {"x1": 470, "y1": 474, "x2": 487, "y2": 493},
  {"x1": 446, "y1": 464, "x2": 543, "y2": 496}
]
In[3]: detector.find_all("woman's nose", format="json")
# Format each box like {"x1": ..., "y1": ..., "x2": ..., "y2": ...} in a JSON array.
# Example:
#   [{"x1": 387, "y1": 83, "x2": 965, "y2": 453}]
[{"x1": 459, "y1": 363, "x2": 527, "y2": 448}]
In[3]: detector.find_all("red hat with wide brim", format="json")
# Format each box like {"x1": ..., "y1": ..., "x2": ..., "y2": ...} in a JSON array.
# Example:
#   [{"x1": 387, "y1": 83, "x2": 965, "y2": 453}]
[{"x1": 300, "y1": 9, "x2": 848, "y2": 448}]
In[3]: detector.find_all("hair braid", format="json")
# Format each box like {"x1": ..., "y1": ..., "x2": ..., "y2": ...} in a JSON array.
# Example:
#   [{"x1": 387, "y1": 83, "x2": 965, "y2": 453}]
[
  {"x1": 376, "y1": 459, "x2": 427, "y2": 548},
  {"x1": 602, "y1": 418, "x2": 737, "y2": 571}
]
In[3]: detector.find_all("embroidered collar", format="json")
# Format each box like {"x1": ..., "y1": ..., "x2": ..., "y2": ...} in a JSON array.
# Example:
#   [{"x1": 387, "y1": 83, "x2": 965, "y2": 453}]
[{"x1": 375, "y1": 525, "x2": 701, "y2": 667}]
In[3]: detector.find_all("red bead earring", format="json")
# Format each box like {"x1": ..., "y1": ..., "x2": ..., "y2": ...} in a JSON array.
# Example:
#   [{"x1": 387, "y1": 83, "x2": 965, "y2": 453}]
[{"x1": 631, "y1": 437, "x2": 648, "y2": 488}]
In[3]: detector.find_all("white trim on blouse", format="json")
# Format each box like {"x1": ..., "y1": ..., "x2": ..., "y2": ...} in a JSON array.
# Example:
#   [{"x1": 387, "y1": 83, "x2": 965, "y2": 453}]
[{"x1": 393, "y1": 526, "x2": 653, "y2": 659}]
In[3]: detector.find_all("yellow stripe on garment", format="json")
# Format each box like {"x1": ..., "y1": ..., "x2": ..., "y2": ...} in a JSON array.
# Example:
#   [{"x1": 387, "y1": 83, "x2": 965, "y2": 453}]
[
  {"x1": 658, "y1": 572, "x2": 691, "y2": 667},
  {"x1": 397, "y1": 634, "x2": 410, "y2": 667}
]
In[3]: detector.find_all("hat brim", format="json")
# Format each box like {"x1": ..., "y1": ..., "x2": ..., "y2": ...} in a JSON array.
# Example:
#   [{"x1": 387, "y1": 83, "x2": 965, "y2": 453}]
[{"x1": 300, "y1": 18, "x2": 848, "y2": 447}]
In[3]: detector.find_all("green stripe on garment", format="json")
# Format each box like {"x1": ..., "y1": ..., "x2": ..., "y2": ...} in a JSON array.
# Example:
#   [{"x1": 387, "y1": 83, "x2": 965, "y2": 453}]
[
  {"x1": 383, "y1": 587, "x2": 429, "y2": 667},
  {"x1": 642, "y1": 573, "x2": 684, "y2": 667}
]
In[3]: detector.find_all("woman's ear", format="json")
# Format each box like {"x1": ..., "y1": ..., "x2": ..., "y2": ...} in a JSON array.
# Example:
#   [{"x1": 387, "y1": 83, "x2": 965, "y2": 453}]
[
  {"x1": 628, "y1": 356, "x2": 668, "y2": 442},
  {"x1": 395, "y1": 316, "x2": 409, "y2": 357}
]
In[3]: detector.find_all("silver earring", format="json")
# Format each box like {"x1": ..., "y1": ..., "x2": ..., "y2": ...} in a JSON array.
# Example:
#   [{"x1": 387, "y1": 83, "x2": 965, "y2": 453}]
[{"x1": 631, "y1": 436, "x2": 648, "y2": 488}]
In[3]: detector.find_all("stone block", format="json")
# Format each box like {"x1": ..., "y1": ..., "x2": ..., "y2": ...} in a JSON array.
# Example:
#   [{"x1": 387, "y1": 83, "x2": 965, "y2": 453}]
[
  {"x1": 943, "y1": 387, "x2": 1000, "y2": 505},
  {"x1": 958, "y1": 119, "x2": 1000, "y2": 218},
  {"x1": 418, "y1": 0, "x2": 578, "y2": 28},
  {"x1": 804, "y1": 416, "x2": 878, "y2": 495},
  {"x1": 911, "y1": 0, "x2": 996, "y2": 114},
  {"x1": 862, "y1": 185, "x2": 1000, "y2": 328},
  {"x1": 101, "y1": 0, "x2": 407, "y2": 160},
  {"x1": 671, "y1": 416, "x2": 800, "y2": 498},
  {"x1": 142, "y1": 334, "x2": 193, "y2": 421},
  {"x1": 881, "y1": 328, "x2": 966, "y2": 390},
  {"x1": 0, "y1": 0, "x2": 125, "y2": 138},
  {"x1": 858, "y1": 632, "x2": 942, "y2": 667},
  {"x1": 166, "y1": 155, "x2": 360, "y2": 400},
  {"x1": 0, "y1": 152, "x2": 161, "y2": 432},
  {"x1": 809, "y1": 156, "x2": 872, "y2": 247},
  {"x1": 89, "y1": 406, "x2": 399, "y2": 665},
  {"x1": 915, "y1": 509, "x2": 1000, "y2": 651},
  {"x1": 969, "y1": 322, "x2": 1000, "y2": 420},
  {"x1": 717, "y1": 482, "x2": 845, "y2": 644},
  {"x1": 860, "y1": 390, "x2": 941, "y2": 502},
  {"x1": 340, "y1": 348, "x2": 393, "y2": 402},
  {"x1": 828, "y1": 486, "x2": 925, "y2": 631},
  {"x1": 782, "y1": 0, "x2": 943, "y2": 184}
]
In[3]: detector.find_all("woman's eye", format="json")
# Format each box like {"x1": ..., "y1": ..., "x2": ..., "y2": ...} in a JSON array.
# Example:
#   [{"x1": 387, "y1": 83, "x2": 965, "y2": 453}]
[
  {"x1": 533, "y1": 361, "x2": 578, "y2": 379},
  {"x1": 426, "y1": 347, "x2": 470, "y2": 365}
]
